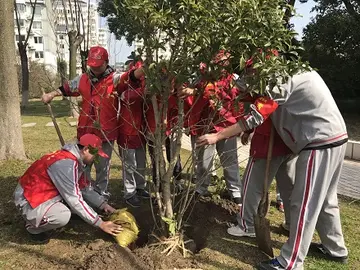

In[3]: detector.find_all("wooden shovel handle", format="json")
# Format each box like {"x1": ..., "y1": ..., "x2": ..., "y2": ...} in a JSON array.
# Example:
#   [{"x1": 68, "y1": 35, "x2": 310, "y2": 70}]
[
  {"x1": 261, "y1": 123, "x2": 275, "y2": 204},
  {"x1": 42, "y1": 90, "x2": 65, "y2": 146}
]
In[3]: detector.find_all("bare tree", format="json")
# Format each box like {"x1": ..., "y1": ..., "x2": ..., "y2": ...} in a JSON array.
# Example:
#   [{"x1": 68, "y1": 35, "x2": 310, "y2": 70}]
[
  {"x1": 60, "y1": 0, "x2": 85, "y2": 118},
  {"x1": 14, "y1": 0, "x2": 38, "y2": 108},
  {"x1": 0, "y1": 0, "x2": 26, "y2": 160}
]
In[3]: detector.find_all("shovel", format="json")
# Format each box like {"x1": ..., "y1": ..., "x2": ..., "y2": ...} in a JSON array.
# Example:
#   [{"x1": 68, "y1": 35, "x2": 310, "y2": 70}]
[
  {"x1": 254, "y1": 124, "x2": 275, "y2": 257},
  {"x1": 42, "y1": 89, "x2": 65, "y2": 146}
]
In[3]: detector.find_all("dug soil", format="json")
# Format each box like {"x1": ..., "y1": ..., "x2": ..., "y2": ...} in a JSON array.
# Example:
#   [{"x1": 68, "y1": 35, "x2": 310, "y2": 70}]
[
  {"x1": 0, "y1": 173, "x2": 240, "y2": 270},
  {"x1": 81, "y1": 195, "x2": 239, "y2": 270}
]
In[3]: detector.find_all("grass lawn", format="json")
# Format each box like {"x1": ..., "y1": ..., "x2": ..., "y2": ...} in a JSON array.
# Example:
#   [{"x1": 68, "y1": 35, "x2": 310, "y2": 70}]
[{"x1": 0, "y1": 98, "x2": 359, "y2": 269}]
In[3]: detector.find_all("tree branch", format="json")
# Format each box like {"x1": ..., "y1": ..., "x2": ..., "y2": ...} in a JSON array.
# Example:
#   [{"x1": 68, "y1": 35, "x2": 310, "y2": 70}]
[
  {"x1": 284, "y1": 0, "x2": 296, "y2": 27},
  {"x1": 61, "y1": 0, "x2": 70, "y2": 31},
  {"x1": 86, "y1": 0, "x2": 90, "y2": 50},
  {"x1": 68, "y1": 0, "x2": 75, "y2": 30},
  {"x1": 24, "y1": 0, "x2": 38, "y2": 46},
  {"x1": 14, "y1": 0, "x2": 22, "y2": 43},
  {"x1": 78, "y1": 1, "x2": 86, "y2": 50},
  {"x1": 342, "y1": 0, "x2": 360, "y2": 22}
]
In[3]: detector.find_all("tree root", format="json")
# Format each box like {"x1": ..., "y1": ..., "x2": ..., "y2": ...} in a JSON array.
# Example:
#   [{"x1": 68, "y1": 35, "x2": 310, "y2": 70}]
[{"x1": 148, "y1": 233, "x2": 193, "y2": 257}]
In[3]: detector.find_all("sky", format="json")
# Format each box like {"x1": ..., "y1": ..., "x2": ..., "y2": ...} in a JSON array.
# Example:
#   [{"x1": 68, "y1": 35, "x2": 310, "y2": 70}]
[
  {"x1": 291, "y1": 0, "x2": 317, "y2": 38},
  {"x1": 107, "y1": 0, "x2": 317, "y2": 65}
]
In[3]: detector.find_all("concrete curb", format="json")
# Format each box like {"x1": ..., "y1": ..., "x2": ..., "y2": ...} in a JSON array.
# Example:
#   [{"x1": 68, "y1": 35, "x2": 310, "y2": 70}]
[{"x1": 345, "y1": 140, "x2": 360, "y2": 161}]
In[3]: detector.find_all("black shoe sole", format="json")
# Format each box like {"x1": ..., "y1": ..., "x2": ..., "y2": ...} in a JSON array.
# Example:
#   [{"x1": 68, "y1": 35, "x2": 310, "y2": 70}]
[
  {"x1": 125, "y1": 200, "x2": 141, "y2": 208},
  {"x1": 28, "y1": 233, "x2": 51, "y2": 244},
  {"x1": 309, "y1": 243, "x2": 348, "y2": 263},
  {"x1": 137, "y1": 195, "x2": 150, "y2": 199},
  {"x1": 136, "y1": 190, "x2": 151, "y2": 199}
]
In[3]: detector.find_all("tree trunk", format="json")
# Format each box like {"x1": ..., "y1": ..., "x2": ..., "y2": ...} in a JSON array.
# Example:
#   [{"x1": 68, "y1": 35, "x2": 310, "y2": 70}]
[
  {"x1": 68, "y1": 30, "x2": 80, "y2": 119},
  {"x1": 57, "y1": 58, "x2": 68, "y2": 100},
  {"x1": 0, "y1": 0, "x2": 26, "y2": 160},
  {"x1": 19, "y1": 45, "x2": 30, "y2": 108}
]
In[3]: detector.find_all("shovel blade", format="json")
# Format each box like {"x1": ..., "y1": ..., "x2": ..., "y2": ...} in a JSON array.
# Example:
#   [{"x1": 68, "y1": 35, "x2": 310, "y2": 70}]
[{"x1": 254, "y1": 214, "x2": 274, "y2": 258}]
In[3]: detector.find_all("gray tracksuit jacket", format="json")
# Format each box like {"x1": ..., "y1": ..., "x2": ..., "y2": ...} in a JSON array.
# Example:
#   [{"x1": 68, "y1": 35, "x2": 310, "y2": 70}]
[
  {"x1": 14, "y1": 143, "x2": 106, "y2": 228},
  {"x1": 238, "y1": 71, "x2": 347, "y2": 153}
]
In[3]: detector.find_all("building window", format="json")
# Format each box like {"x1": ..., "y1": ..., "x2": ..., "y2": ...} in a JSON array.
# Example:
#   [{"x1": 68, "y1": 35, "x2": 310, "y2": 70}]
[
  {"x1": 15, "y1": 35, "x2": 26, "y2": 42},
  {"x1": 15, "y1": 19, "x2": 25, "y2": 27},
  {"x1": 35, "y1": 6, "x2": 42, "y2": 15},
  {"x1": 59, "y1": 35, "x2": 64, "y2": 40},
  {"x1": 34, "y1": 36, "x2": 43, "y2": 44},
  {"x1": 33, "y1": 21, "x2": 42, "y2": 29},
  {"x1": 16, "y1": 4, "x2": 26, "y2": 12},
  {"x1": 35, "y1": 51, "x2": 44, "y2": 58},
  {"x1": 60, "y1": 44, "x2": 65, "y2": 49}
]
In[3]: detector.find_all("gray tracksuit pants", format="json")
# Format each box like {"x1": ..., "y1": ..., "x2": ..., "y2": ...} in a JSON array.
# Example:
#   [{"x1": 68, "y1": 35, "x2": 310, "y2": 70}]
[
  {"x1": 237, "y1": 154, "x2": 296, "y2": 233},
  {"x1": 120, "y1": 146, "x2": 146, "y2": 199},
  {"x1": 277, "y1": 145, "x2": 348, "y2": 270},
  {"x1": 25, "y1": 201, "x2": 71, "y2": 234},
  {"x1": 92, "y1": 141, "x2": 114, "y2": 195},
  {"x1": 192, "y1": 135, "x2": 242, "y2": 199}
]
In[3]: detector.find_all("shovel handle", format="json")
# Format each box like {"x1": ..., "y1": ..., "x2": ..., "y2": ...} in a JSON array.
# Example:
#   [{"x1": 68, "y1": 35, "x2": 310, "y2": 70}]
[
  {"x1": 260, "y1": 123, "x2": 275, "y2": 205},
  {"x1": 42, "y1": 90, "x2": 65, "y2": 146}
]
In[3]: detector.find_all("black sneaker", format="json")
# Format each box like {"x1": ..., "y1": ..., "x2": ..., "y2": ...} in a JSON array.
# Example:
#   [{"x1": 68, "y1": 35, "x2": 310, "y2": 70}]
[
  {"x1": 233, "y1": 197, "x2": 242, "y2": 205},
  {"x1": 257, "y1": 258, "x2": 285, "y2": 270},
  {"x1": 173, "y1": 171, "x2": 182, "y2": 181},
  {"x1": 27, "y1": 231, "x2": 51, "y2": 244},
  {"x1": 309, "y1": 243, "x2": 348, "y2": 263},
  {"x1": 126, "y1": 195, "x2": 141, "y2": 208},
  {"x1": 136, "y1": 189, "x2": 150, "y2": 199}
]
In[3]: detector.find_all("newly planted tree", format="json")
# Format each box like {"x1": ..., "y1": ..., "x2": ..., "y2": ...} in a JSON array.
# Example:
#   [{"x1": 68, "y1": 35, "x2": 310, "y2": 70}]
[{"x1": 100, "y1": 0, "x2": 307, "y2": 254}]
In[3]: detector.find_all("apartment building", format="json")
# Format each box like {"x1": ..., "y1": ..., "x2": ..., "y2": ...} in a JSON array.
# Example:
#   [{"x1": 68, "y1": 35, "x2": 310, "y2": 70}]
[
  {"x1": 14, "y1": 0, "x2": 58, "y2": 72},
  {"x1": 15, "y1": 0, "x2": 109, "y2": 76},
  {"x1": 53, "y1": 0, "x2": 109, "y2": 74}
]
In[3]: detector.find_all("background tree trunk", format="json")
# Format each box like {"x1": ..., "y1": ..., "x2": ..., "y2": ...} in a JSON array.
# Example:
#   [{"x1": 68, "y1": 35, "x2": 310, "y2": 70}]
[
  {"x1": 0, "y1": 0, "x2": 26, "y2": 160},
  {"x1": 19, "y1": 44, "x2": 30, "y2": 108},
  {"x1": 68, "y1": 30, "x2": 80, "y2": 119}
]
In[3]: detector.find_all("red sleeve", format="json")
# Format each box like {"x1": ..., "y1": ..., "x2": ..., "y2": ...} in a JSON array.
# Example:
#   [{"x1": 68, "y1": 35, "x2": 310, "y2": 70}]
[
  {"x1": 122, "y1": 86, "x2": 145, "y2": 102},
  {"x1": 116, "y1": 72, "x2": 130, "y2": 94}
]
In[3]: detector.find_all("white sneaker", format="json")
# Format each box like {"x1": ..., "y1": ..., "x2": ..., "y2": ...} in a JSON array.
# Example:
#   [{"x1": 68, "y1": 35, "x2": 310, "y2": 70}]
[
  {"x1": 281, "y1": 222, "x2": 290, "y2": 232},
  {"x1": 227, "y1": 225, "x2": 256, "y2": 237}
]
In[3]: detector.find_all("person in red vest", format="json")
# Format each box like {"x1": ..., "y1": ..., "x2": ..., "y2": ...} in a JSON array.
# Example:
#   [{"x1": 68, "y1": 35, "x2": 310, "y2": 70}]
[
  {"x1": 42, "y1": 46, "x2": 123, "y2": 198},
  {"x1": 178, "y1": 54, "x2": 244, "y2": 205},
  {"x1": 14, "y1": 134, "x2": 122, "y2": 244},
  {"x1": 116, "y1": 61, "x2": 150, "y2": 207}
]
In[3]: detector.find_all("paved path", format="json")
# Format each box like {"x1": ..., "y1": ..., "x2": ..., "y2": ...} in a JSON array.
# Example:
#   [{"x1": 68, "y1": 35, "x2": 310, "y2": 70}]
[{"x1": 181, "y1": 135, "x2": 360, "y2": 200}]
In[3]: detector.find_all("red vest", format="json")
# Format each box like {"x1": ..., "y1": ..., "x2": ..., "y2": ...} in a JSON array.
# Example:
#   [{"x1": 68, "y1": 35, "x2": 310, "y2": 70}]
[
  {"x1": 201, "y1": 75, "x2": 245, "y2": 133},
  {"x1": 117, "y1": 71, "x2": 145, "y2": 137},
  {"x1": 77, "y1": 73, "x2": 119, "y2": 141},
  {"x1": 19, "y1": 150, "x2": 86, "y2": 209},
  {"x1": 250, "y1": 118, "x2": 291, "y2": 158}
]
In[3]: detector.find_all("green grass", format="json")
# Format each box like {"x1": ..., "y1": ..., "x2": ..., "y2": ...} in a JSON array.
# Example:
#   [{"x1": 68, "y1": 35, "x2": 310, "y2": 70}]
[{"x1": 0, "y1": 98, "x2": 359, "y2": 269}]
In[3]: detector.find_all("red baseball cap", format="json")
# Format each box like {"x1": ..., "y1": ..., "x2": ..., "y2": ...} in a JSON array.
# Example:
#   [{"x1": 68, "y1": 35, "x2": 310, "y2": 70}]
[
  {"x1": 87, "y1": 46, "x2": 109, "y2": 68},
  {"x1": 79, "y1": 134, "x2": 109, "y2": 158}
]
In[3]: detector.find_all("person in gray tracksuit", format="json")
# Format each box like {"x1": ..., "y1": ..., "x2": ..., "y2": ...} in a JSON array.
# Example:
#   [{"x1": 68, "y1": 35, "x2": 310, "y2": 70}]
[
  {"x1": 14, "y1": 134, "x2": 122, "y2": 244},
  {"x1": 197, "y1": 71, "x2": 348, "y2": 270}
]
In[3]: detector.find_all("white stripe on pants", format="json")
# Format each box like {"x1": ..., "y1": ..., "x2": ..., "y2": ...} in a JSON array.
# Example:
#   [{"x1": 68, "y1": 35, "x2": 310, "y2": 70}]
[{"x1": 277, "y1": 144, "x2": 348, "y2": 270}]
